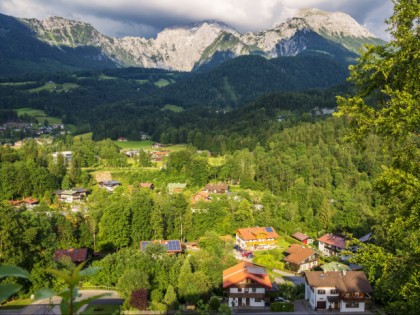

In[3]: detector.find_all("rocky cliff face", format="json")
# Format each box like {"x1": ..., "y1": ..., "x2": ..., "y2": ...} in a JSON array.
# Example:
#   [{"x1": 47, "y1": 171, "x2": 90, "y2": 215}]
[{"x1": 19, "y1": 9, "x2": 385, "y2": 71}]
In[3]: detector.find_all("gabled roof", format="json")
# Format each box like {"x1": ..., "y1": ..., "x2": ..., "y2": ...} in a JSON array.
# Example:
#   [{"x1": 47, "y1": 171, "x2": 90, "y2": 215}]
[
  {"x1": 284, "y1": 244, "x2": 317, "y2": 265},
  {"x1": 223, "y1": 261, "x2": 272, "y2": 288},
  {"x1": 318, "y1": 233, "x2": 346, "y2": 249},
  {"x1": 140, "y1": 240, "x2": 182, "y2": 253},
  {"x1": 140, "y1": 182, "x2": 154, "y2": 188},
  {"x1": 54, "y1": 248, "x2": 88, "y2": 263},
  {"x1": 22, "y1": 197, "x2": 39, "y2": 204},
  {"x1": 292, "y1": 232, "x2": 312, "y2": 242},
  {"x1": 305, "y1": 271, "x2": 372, "y2": 293},
  {"x1": 236, "y1": 227, "x2": 279, "y2": 241}
]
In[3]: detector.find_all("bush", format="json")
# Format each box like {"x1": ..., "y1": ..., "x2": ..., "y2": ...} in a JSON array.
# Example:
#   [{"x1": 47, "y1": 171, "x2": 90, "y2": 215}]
[
  {"x1": 270, "y1": 302, "x2": 294, "y2": 312},
  {"x1": 208, "y1": 296, "x2": 221, "y2": 310}
]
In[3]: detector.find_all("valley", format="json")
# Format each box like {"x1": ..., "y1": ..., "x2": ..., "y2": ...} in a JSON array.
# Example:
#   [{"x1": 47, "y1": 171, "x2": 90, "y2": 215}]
[{"x1": 0, "y1": 2, "x2": 419, "y2": 314}]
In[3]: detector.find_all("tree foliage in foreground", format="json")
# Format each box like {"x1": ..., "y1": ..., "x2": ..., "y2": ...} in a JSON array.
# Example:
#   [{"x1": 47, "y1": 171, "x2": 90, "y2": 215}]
[{"x1": 336, "y1": 0, "x2": 420, "y2": 313}]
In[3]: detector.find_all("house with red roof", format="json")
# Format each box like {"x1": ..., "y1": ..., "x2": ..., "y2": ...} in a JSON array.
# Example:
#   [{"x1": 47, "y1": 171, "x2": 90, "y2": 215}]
[
  {"x1": 54, "y1": 248, "x2": 89, "y2": 264},
  {"x1": 292, "y1": 232, "x2": 313, "y2": 244},
  {"x1": 191, "y1": 191, "x2": 211, "y2": 204},
  {"x1": 318, "y1": 234, "x2": 346, "y2": 256},
  {"x1": 304, "y1": 271, "x2": 373, "y2": 312},
  {"x1": 283, "y1": 244, "x2": 319, "y2": 273},
  {"x1": 236, "y1": 227, "x2": 279, "y2": 250},
  {"x1": 223, "y1": 261, "x2": 271, "y2": 307}
]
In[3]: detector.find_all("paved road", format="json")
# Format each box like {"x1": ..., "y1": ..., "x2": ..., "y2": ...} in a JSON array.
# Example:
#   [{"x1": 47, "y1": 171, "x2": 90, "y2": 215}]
[{"x1": 18, "y1": 290, "x2": 120, "y2": 315}]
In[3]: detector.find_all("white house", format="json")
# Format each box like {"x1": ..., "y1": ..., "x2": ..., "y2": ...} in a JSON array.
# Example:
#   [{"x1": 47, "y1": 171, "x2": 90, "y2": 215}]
[
  {"x1": 223, "y1": 261, "x2": 271, "y2": 307},
  {"x1": 318, "y1": 233, "x2": 346, "y2": 256},
  {"x1": 304, "y1": 271, "x2": 372, "y2": 312}
]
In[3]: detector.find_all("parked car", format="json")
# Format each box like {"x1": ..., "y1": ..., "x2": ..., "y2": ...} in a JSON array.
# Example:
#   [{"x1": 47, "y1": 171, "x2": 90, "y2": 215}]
[
  {"x1": 233, "y1": 245, "x2": 241, "y2": 251},
  {"x1": 241, "y1": 251, "x2": 253, "y2": 258},
  {"x1": 273, "y1": 297, "x2": 290, "y2": 303}
]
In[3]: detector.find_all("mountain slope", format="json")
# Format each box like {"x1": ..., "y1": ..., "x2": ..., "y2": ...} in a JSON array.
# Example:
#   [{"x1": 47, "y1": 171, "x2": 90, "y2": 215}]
[
  {"x1": 1, "y1": 8, "x2": 386, "y2": 74},
  {"x1": 0, "y1": 14, "x2": 117, "y2": 76},
  {"x1": 154, "y1": 53, "x2": 350, "y2": 107}
]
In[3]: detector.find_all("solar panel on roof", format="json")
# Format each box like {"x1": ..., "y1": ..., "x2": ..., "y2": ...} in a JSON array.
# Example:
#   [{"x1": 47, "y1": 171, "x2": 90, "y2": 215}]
[
  {"x1": 141, "y1": 241, "x2": 150, "y2": 251},
  {"x1": 166, "y1": 240, "x2": 181, "y2": 251},
  {"x1": 265, "y1": 227, "x2": 273, "y2": 232}
]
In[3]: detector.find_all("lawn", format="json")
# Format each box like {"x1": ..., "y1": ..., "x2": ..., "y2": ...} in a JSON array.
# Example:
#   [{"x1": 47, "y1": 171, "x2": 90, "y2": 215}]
[
  {"x1": 81, "y1": 304, "x2": 121, "y2": 315},
  {"x1": 208, "y1": 156, "x2": 225, "y2": 166},
  {"x1": 0, "y1": 297, "x2": 33, "y2": 310},
  {"x1": 28, "y1": 82, "x2": 79, "y2": 93},
  {"x1": 15, "y1": 107, "x2": 62, "y2": 125},
  {"x1": 162, "y1": 104, "x2": 184, "y2": 112},
  {"x1": 154, "y1": 78, "x2": 171, "y2": 87},
  {"x1": 74, "y1": 132, "x2": 93, "y2": 140},
  {"x1": 115, "y1": 140, "x2": 187, "y2": 152},
  {"x1": 0, "y1": 81, "x2": 36, "y2": 86},
  {"x1": 98, "y1": 74, "x2": 117, "y2": 80},
  {"x1": 114, "y1": 140, "x2": 154, "y2": 150}
]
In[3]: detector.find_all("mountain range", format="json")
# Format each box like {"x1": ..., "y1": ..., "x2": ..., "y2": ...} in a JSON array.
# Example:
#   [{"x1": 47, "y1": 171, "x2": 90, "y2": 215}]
[{"x1": 0, "y1": 8, "x2": 385, "y2": 75}]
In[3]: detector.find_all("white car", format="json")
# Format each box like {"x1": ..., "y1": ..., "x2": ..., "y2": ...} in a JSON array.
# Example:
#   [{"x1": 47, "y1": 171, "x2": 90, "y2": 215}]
[{"x1": 273, "y1": 297, "x2": 290, "y2": 303}]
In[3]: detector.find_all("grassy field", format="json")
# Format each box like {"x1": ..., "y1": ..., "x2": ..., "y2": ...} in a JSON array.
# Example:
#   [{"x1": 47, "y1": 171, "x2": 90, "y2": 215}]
[
  {"x1": 154, "y1": 78, "x2": 171, "y2": 87},
  {"x1": 208, "y1": 156, "x2": 225, "y2": 166},
  {"x1": 15, "y1": 107, "x2": 62, "y2": 125},
  {"x1": 81, "y1": 304, "x2": 120, "y2": 315},
  {"x1": 0, "y1": 297, "x2": 33, "y2": 310},
  {"x1": 115, "y1": 140, "x2": 187, "y2": 152},
  {"x1": 98, "y1": 74, "x2": 117, "y2": 80},
  {"x1": 74, "y1": 132, "x2": 93, "y2": 140},
  {"x1": 28, "y1": 82, "x2": 79, "y2": 93},
  {"x1": 0, "y1": 81, "x2": 36, "y2": 86},
  {"x1": 135, "y1": 79, "x2": 149, "y2": 85},
  {"x1": 114, "y1": 140, "x2": 154, "y2": 150},
  {"x1": 162, "y1": 104, "x2": 184, "y2": 112}
]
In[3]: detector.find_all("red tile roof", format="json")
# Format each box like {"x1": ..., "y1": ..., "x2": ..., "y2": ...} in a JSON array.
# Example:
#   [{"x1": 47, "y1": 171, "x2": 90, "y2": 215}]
[
  {"x1": 54, "y1": 248, "x2": 88, "y2": 263},
  {"x1": 140, "y1": 182, "x2": 153, "y2": 188},
  {"x1": 223, "y1": 261, "x2": 272, "y2": 289},
  {"x1": 318, "y1": 234, "x2": 346, "y2": 249},
  {"x1": 284, "y1": 244, "x2": 317, "y2": 265},
  {"x1": 292, "y1": 232, "x2": 311, "y2": 242},
  {"x1": 236, "y1": 227, "x2": 279, "y2": 241}
]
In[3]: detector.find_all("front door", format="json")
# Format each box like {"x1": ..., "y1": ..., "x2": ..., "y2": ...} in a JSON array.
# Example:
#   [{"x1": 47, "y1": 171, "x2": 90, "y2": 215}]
[
  {"x1": 238, "y1": 298, "x2": 242, "y2": 306},
  {"x1": 317, "y1": 301, "x2": 326, "y2": 309},
  {"x1": 246, "y1": 298, "x2": 250, "y2": 306}
]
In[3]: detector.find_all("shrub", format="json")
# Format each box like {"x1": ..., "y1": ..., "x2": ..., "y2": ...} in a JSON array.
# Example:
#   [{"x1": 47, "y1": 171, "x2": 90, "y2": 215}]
[
  {"x1": 270, "y1": 302, "x2": 294, "y2": 312},
  {"x1": 208, "y1": 296, "x2": 221, "y2": 310}
]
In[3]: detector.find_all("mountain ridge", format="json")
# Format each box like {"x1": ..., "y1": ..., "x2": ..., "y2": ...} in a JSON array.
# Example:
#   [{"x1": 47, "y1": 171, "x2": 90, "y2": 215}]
[{"x1": 0, "y1": 9, "x2": 386, "y2": 73}]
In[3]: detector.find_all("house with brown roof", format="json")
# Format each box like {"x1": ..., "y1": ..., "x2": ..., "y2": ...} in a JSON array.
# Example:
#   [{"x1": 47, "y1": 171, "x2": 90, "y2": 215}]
[
  {"x1": 9, "y1": 197, "x2": 39, "y2": 209},
  {"x1": 283, "y1": 244, "x2": 318, "y2": 273},
  {"x1": 205, "y1": 183, "x2": 229, "y2": 194},
  {"x1": 318, "y1": 233, "x2": 346, "y2": 256},
  {"x1": 140, "y1": 240, "x2": 182, "y2": 254},
  {"x1": 54, "y1": 248, "x2": 89, "y2": 264},
  {"x1": 292, "y1": 232, "x2": 313, "y2": 244},
  {"x1": 168, "y1": 183, "x2": 187, "y2": 194},
  {"x1": 54, "y1": 188, "x2": 88, "y2": 203},
  {"x1": 191, "y1": 191, "x2": 211, "y2": 204},
  {"x1": 236, "y1": 227, "x2": 279, "y2": 250},
  {"x1": 223, "y1": 261, "x2": 272, "y2": 307},
  {"x1": 304, "y1": 271, "x2": 373, "y2": 312}
]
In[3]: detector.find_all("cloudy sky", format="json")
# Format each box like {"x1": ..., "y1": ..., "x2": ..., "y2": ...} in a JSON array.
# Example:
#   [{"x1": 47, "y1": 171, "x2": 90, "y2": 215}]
[{"x1": 0, "y1": 0, "x2": 393, "y2": 40}]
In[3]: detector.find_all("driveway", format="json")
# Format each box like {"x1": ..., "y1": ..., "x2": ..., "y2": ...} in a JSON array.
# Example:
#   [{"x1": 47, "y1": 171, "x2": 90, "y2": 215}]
[
  {"x1": 273, "y1": 269, "x2": 305, "y2": 285},
  {"x1": 18, "y1": 290, "x2": 120, "y2": 315}
]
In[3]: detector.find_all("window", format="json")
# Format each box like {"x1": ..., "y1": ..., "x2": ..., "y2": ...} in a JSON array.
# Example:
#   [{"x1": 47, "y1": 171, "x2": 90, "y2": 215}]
[
  {"x1": 317, "y1": 289, "x2": 326, "y2": 294},
  {"x1": 354, "y1": 292, "x2": 360, "y2": 297},
  {"x1": 330, "y1": 289, "x2": 339, "y2": 294},
  {"x1": 345, "y1": 302, "x2": 359, "y2": 308},
  {"x1": 237, "y1": 288, "x2": 242, "y2": 293},
  {"x1": 251, "y1": 288, "x2": 256, "y2": 293}
]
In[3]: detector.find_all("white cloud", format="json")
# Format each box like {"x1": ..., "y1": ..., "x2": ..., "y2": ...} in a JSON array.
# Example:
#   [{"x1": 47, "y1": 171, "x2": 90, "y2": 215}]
[{"x1": 0, "y1": 0, "x2": 393, "y2": 39}]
